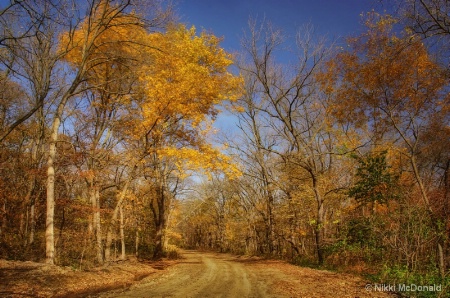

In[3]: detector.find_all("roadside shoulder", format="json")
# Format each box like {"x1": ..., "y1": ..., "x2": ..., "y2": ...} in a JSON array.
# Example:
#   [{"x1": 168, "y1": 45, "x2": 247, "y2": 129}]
[{"x1": 0, "y1": 258, "x2": 176, "y2": 298}]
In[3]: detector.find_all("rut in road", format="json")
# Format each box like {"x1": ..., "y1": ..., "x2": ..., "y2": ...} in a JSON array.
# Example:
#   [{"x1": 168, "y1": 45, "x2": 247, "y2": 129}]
[
  {"x1": 97, "y1": 250, "x2": 395, "y2": 298},
  {"x1": 98, "y1": 251, "x2": 268, "y2": 298}
]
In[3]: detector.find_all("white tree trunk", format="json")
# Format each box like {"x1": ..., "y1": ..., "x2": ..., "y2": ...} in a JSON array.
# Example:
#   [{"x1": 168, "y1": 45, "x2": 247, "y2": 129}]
[
  {"x1": 46, "y1": 103, "x2": 65, "y2": 264},
  {"x1": 46, "y1": 129, "x2": 58, "y2": 264}
]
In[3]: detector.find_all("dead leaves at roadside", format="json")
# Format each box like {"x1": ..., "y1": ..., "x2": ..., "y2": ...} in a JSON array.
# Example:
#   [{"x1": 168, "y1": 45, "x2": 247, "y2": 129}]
[
  {"x1": 0, "y1": 259, "x2": 175, "y2": 298},
  {"x1": 238, "y1": 258, "x2": 394, "y2": 298}
]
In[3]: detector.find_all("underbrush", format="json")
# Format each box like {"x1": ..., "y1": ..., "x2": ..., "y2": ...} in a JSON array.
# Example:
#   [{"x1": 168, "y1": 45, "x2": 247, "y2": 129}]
[
  {"x1": 292, "y1": 255, "x2": 323, "y2": 270},
  {"x1": 165, "y1": 244, "x2": 181, "y2": 259},
  {"x1": 295, "y1": 244, "x2": 449, "y2": 298},
  {"x1": 371, "y1": 265, "x2": 449, "y2": 298}
]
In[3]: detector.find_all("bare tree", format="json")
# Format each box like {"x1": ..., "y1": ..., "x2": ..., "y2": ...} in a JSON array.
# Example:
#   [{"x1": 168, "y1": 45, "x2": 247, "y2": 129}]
[
  {"x1": 401, "y1": 0, "x2": 450, "y2": 37},
  {"x1": 237, "y1": 19, "x2": 338, "y2": 264},
  {"x1": 229, "y1": 78, "x2": 279, "y2": 255}
]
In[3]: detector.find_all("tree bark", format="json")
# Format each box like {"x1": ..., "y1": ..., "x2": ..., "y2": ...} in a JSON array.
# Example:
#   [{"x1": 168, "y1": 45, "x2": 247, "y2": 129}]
[
  {"x1": 120, "y1": 205, "x2": 126, "y2": 260},
  {"x1": 410, "y1": 156, "x2": 446, "y2": 277},
  {"x1": 29, "y1": 202, "x2": 35, "y2": 245},
  {"x1": 0, "y1": 201, "x2": 5, "y2": 238},
  {"x1": 135, "y1": 228, "x2": 139, "y2": 258},
  {"x1": 105, "y1": 178, "x2": 131, "y2": 261},
  {"x1": 46, "y1": 128, "x2": 57, "y2": 264},
  {"x1": 89, "y1": 186, "x2": 103, "y2": 264},
  {"x1": 312, "y1": 174, "x2": 325, "y2": 265},
  {"x1": 152, "y1": 182, "x2": 167, "y2": 259},
  {"x1": 46, "y1": 88, "x2": 77, "y2": 264}
]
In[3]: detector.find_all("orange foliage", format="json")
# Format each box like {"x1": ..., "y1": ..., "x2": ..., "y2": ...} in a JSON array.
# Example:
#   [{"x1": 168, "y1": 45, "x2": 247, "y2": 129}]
[
  {"x1": 320, "y1": 13, "x2": 447, "y2": 131},
  {"x1": 60, "y1": 1, "x2": 147, "y2": 91}
]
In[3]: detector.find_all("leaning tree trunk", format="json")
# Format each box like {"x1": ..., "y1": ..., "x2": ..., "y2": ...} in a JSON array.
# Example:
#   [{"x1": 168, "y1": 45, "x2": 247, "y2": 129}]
[{"x1": 411, "y1": 155, "x2": 446, "y2": 277}]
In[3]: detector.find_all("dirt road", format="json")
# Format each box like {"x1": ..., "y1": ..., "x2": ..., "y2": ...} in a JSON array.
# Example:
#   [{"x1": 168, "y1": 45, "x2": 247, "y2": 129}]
[{"x1": 97, "y1": 250, "x2": 394, "y2": 298}]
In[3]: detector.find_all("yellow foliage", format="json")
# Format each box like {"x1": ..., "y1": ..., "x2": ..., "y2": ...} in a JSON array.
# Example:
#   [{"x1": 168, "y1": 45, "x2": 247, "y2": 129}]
[
  {"x1": 59, "y1": 1, "x2": 147, "y2": 90},
  {"x1": 158, "y1": 145, "x2": 241, "y2": 179},
  {"x1": 132, "y1": 25, "x2": 243, "y2": 178},
  {"x1": 61, "y1": 8, "x2": 243, "y2": 180},
  {"x1": 139, "y1": 24, "x2": 243, "y2": 128}
]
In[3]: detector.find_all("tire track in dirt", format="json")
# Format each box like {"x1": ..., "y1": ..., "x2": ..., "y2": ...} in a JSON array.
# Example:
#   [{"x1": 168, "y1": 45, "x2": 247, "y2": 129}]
[
  {"x1": 96, "y1": 250, "x2": 394, "y2": 298},
  {"x1": 97, "y1": 251, "x2": 267, "y2": 298}
]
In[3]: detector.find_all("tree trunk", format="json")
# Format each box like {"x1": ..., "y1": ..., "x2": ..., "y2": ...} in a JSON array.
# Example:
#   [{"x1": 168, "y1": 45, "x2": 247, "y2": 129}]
[
  {"x1": 105, "y1": 178, "x2": 131, "y2": 261},
  {"x1": 27, "y1": 120, "x2": 43, "y2": 247},
  {"x1": 135, "y1": 228, "x2": 139, "y2": 258},
  {"x1": 23, "y1": 208, "x2": 28, "y2": 246},
  {"x1": 0, "y1": 201, "x2": 6, "y2": 238},
  {"x1": 438, "y1": 242, "x2": 445, "y2": 278},
  {"x1": 314, "y1": 223, "x2": 324, "y2": 265},
  {"x1": 152, "y1": 178, "x2": 167, "y2": 260},
  {"x1": 312, "y1": 175, "x2": 325, "y2": 265},
  {"x1": 153, "y1": 223, "x2": 165, "y2": 259},
  {"x1": 45, "y1": 74, "x2": 80, "y2": 264},
  {"x1": 217, "y1": 214, "x2": 225, "y2": 252},
  {"x1": 267, "y1": 192, "x2": 275, "y2": 255},
  {"x1": 120, "y1": 205, "x2": 126, "y2": 260},
  {"x1": 46, "y1": 119, "x2": 59, "y2": 264},
  {"x1": 29, "y1": 202, "x2": 35, "y2": 245},
  {"x1": 104, "y1": 226, "x2": 114, "y2": 262},
  {"x1": 411, "y1": 156, "x2": 446, "y2": 277},
  {"x1": 134, "y1": 201, "x2": 140, "y2": 258},
  {"x1": 153, "y1": 200, "x2": 166, "y2": 259},
  {"x1": 22, "y1": 177, "x2": 35, "y2": 246},
  {"x1": 90, "y1": 186, "x2": 103, "y2": 264}
]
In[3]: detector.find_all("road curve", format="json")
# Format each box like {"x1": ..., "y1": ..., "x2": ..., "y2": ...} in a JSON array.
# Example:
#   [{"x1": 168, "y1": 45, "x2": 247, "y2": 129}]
[
  {"x1": 97, "y1": 250, "x2": 270, "y2": 298},
  {"x1": 96, "y1": 250, "x2": 394, "y2": 298}
]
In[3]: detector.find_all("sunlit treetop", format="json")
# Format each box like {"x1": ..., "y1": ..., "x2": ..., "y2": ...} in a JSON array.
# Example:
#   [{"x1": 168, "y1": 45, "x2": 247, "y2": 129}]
[
  {"x1": 59, "y1": 0, "x2": 147, "y2": 89},
  {"x1": 60, "y1": 4, "x2": 243, "y2": 179},
  {"x1": 140, "y1": 24, "x2": 242, "y2": 128},
  {"x1": 136, "y1": 25, "x2": 243, "y2": 179}
]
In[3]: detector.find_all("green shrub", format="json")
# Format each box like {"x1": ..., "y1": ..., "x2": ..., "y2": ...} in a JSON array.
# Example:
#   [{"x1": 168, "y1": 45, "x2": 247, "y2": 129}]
[{"x1": 376, "y1": 265, "x2": 449, "y2": 298}]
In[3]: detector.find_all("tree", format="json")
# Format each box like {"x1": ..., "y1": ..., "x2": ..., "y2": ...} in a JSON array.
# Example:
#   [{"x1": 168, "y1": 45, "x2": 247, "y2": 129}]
[
  {"x1": 348, "y1": 151, "x2": 399, "y2": 207},
  {"x1": 128, "y1": 24, "x2": 241, "y2": 259},
  {"x1": 321, "y1": 13, "x2": 449, "y2": 276},
  {"x1": 0, "y1": 0, "x2": 62, "y2": 142},
  {"x1": 46, "y1": 0, "x2": 170, "y2": 265},
  {"x1": 59, "y1": 1, "x2": 174, "y2": 264},
  {"x1": 401, "y1": 0, "x2": 450, "y2": 38},
  {"x1": 62, "y1": 4, "x2": 150, "y2": 263},
  {"x1": 230, "y1": 74, "x2": 279, "y2": 255},
  {"x1": 0, "y1": 0, "x2": 71, "y2": 262},
  {"x1": 237, "y1": 18, "x2": 341, "y2": 264}
]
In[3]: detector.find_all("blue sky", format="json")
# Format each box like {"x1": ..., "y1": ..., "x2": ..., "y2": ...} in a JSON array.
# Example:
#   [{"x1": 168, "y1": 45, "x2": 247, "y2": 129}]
[
  {"x1": 0, "y1": 0, "x2": 384, "y2": 135},
  {"x1": 176, "y1": 0, "x2": 384, "y2": 134},
  {"x1": 177, "y1": 0, "x2": 382, "y2": 52}
]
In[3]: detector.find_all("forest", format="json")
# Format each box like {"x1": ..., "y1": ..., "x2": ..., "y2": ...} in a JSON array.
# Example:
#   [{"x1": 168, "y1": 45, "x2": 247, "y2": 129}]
[{"x1": 0, "y1": 0, "x2": 449, "y2": 296}]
